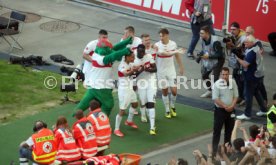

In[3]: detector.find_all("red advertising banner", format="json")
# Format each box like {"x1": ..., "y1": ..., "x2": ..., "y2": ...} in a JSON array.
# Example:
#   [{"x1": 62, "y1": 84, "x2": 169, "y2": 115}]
[
  {"x1": 103, "y1": 0, "x2": 275, "y2": 41},
  {"x1": 229, "y1": 0, "x2": 276, "y2": 42},
  {"x1": 103, "y1": 0, "x2": 225, "y2": 30}
]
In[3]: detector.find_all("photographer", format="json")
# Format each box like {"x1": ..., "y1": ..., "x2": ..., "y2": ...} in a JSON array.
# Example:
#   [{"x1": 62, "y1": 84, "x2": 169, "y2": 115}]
[
  {"x1": 236, "y1": 35, "x2": 267, "y2": 120},
  {"x1": 198, "y1": 26, "x2": 224, "y2": 98},
  {"x1": 185, "y1": 0, "x2": 215, "y2": 59},
  {"x1": 225, "y1": 22, "x2": 246, "y2": 105}
]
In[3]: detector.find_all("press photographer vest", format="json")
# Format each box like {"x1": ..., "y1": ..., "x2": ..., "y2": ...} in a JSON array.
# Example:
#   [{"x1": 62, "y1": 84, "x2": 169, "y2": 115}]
[
  {"x1": 201, "y1": 35, "x2": 218, "y2": 71},
  {"x1": 267, "y1": 105, "x2": 276, "y2": 136},
  {"x1": 192, "y1": 0, "x2": 212, "y2": 22},
  {"x1": 228, "y1": 31, "x2": 246, "y2": 69}
]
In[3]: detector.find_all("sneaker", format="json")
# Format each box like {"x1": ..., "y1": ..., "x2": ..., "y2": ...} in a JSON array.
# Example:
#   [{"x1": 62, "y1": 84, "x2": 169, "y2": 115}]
[
  {"x1": 141, "y1": 115, "x2": 148, "y2": 123},
  {"x1": 125, "y1": 121, "x2": 138, "y2": 129},
  {"x1": 187, "y1": 53, "x2": 195, "y2": 59},
  {"x1": 114, "y1": 130, "x2": 124, "y2": 137},
  {"x1": 149, "y1": 128, "x2": 156, "y2": 135},
  {"x1": 236, "y1": 114, "x2": 251, "y2": 120},
  {"x1": 256, "y1": 111, "x2": 267, "y2": 117},
  {"x1": 200, "y1": 91, "x2": 212, "y2": 98},
  {"x1": 165, "y1": 112, "x2": 172, "y2": 119},
  {"x1": 170, "y1": 108, "x2": 177, "y2": 117}
]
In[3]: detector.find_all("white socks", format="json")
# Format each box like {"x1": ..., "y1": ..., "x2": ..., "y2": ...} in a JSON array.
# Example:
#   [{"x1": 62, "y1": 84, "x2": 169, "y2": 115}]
[
  {"x1": 148, "y1": 108, "x2": 155, "y2": 130},
  {"x1": 127, "y1": 106, "x2": 135, "y2": 122},
  {"x1": 162, "y1": 95, "x2": 170, "y2": 113},
  {"x1": 115, "y1": 114, "x2": 122, "y2": 130},
  {"x1": 140, "y1": 106, "x2": 146, "y2": 117},
  {"x1": 170, "y1": 94, "x2": 177, "y2": 109}
]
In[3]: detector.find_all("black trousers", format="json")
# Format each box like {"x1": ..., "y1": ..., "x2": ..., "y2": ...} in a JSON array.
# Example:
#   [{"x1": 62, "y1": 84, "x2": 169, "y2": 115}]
[
  {"x1": 233, "y1": 68, "x2": 244, "y2": 100},
  {"x1": 212, "y1": 106, "x2": 235, "y2": 155},
  {"x1": 202, "y1": 58, "x2": 225, "y2": 91}
]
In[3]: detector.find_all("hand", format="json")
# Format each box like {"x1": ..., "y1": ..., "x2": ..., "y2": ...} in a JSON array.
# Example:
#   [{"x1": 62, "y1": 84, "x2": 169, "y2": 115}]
[
  {"x1": 239, "y1": 127, "x2": 246, "y2": 132},
  {"x1": 201, "y1": 54, "x2": 209, "y2": 59},
  {"x1": 179, "y1": 67, "x2": 184, "y2": 76},
  {"x1": 225, "y1": 106, "x2": 234, "y2": 112},
  {"x1": 195, "y1": 11, "x2": 201, "y2": 16},
  {"x1": 207, "y1": 144, "x2": 212, "y2": 156},
  {"x1": 177, "y1": 48, "x2": 186, "y2": 54},
  {"x1": 235, "y1": 120, "x2": 241, "y2": 128},
  {"x1": 193, "y1": 150, "x2": 203, "y2": 157}
]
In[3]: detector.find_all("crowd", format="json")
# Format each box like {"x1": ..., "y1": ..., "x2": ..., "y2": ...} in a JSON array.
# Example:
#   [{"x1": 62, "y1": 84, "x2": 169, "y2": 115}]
[{"x1": 18, "y1": 0, "x2": 276, "y2": 164}]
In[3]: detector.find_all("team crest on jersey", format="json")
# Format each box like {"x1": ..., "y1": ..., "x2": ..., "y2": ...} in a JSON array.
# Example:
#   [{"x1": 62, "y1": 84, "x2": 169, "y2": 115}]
[
  {"x1": 86, "y1": 122, "x2": 94, "y2": 133},
  {"x1": 43, "y1": 142, "x2": 52, "y2": 153},
  {"x1": 99, "y1": 112, "x2": 107, "y2": 121}
]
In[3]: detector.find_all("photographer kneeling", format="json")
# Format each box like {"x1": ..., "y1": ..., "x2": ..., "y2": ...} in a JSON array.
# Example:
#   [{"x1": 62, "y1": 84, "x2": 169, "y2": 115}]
[{"x1": 197, "y1": 26, "x2": 225, "y2": 98}]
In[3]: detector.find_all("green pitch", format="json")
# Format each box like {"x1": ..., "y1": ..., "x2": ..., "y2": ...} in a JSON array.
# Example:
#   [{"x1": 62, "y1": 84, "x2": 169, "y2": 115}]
[{"x1": 0, "y1": 97, "x2": 213, "y2": 164}]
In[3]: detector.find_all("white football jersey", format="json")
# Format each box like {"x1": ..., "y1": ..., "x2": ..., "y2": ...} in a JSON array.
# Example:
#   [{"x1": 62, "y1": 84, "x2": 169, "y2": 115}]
[
  {"x1": 132, "y1": 52, "x2": 156, "y2": 81},
  {"x1": 118, "y1": 60, "x2": 133, "y2": 89},
  {"x1": 85, "y1": 52, "x2": 114, "y2": 89},
  {"x1": 82, "y1": 39, "x2": 98, "y2": 74},
  {"x1": 155, "y1": 40, "x2": 177, "y2": 75}
]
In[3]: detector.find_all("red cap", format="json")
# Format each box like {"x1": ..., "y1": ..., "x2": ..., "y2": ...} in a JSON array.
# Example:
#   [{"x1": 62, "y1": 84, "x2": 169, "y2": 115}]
[{"x1": 97, "y1": 38, "x2": 113, "y2": 49}]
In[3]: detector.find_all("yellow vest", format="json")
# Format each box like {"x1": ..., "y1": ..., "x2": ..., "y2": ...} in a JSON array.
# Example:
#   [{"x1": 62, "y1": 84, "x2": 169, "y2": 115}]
[{"x1": 267, "y1": 105, "x2": 276, "y2": 136}]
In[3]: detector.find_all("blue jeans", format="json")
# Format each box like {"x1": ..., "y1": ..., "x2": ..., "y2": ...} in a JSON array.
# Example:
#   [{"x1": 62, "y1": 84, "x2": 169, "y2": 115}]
[
  {"x1": 19, "y1": 147, "x2": 34, "y2": 163},
  {"x1": 244, "y1": 78, "x2": 267, "y2": 117},
  {"x1": 187, "y1": 18, "x2": 215, "y2": 54}
]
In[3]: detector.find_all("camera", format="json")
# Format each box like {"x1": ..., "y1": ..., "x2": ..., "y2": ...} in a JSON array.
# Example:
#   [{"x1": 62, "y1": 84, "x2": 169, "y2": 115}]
[
  {"x1": 231, "y1": 47, "x2": 244, "y2": 59},
  {"x1": 10, "y1": 55, "x2": 44, "y2": 66},
  {"x1": 222, "y1": 36, "x2": 236, "y2": 44},
  {"x1": 195, "y1": 52, "x2": 204, "y2": 63},
  {"x1": 60, "y1": 65, "x2": 84, "y2": 81},
  {"x1": 60, "y1": 64, "x2": 84, "y2": 93}
]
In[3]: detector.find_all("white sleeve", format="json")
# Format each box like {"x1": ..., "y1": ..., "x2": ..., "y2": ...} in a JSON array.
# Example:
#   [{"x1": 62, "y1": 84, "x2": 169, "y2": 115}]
[
  {"x1": 25, "y1": 136, "x2": 34, "y2": 146},
  {"x1": 171, "y1": 41, "x2": 177, "y2": 51},
  {"x1": 212, "y1": 81, "x2": 220, "y2": 100},
  {"x1": 118, "y1": 63, "x2": 128, "y2": 74},
  {"x1": 83, "y1": 41, "x2": 97, "y2": 55}
]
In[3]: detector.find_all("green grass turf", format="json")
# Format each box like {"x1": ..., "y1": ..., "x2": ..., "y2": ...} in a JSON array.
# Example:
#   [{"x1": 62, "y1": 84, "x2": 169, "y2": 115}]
[
  {"x1": 0, "y1": 60, "x2": 86, "y2": 123},
  {"x1": 0, "y1": 95, "x2": 213, "y2": 164}
]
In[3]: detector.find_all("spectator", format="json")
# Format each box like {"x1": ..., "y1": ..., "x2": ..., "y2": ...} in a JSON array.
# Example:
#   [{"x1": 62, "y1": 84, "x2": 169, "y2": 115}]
[
  {"x1": 54, "y1": 116, "x2": 81, "y2": 162},
  {"x1": 19, "y1": 121, "x2": 57, "y2": 165},
  {"x1": 87, "y1": 100, "x2": 111, "y2": 155},
  {"x1": 268, "y1": 32, "x2": 276, "y2": 56},
  {"x1": 226, "y1": 22, "x2": 247, "y2": 106},
  {"x1": 185, "y1": 0, "x2": 215, "y2": 59},
  {"x1": 198, "y1": 25, "x2": 224, "y2": 98},
  {"x1": 212, "y1": 67, "x2": 238, "y2": 156},
  {"x1": 267, "y1": 93, "x2": 276, "y2": 136},
  {"x1": 245, "y1": 26, "x2": 268, "y2": 107},
  {"x1": 236, "y1": 35, "x2": 267, "y2": 120},
  {"x1": 73, "y1": 110, "x2": 98, "y2": 159}
]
